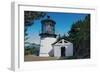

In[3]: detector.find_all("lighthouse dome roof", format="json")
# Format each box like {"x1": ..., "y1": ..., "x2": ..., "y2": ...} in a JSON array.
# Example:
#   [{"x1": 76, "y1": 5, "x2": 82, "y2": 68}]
[{"x1": 41, "y1": 16, "x2": 56, "y2": 25}]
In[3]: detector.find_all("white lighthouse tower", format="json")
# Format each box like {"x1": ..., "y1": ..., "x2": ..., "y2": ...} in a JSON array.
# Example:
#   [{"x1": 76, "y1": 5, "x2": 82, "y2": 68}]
[{"x1": 39, "y1": 16, "x2": 57, "y2": 57}]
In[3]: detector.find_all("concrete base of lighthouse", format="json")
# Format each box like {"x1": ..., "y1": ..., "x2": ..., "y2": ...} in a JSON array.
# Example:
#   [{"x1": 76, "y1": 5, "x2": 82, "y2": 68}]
[{"x1": 39, "y1": 37, "x2": 56, "y2": 57}]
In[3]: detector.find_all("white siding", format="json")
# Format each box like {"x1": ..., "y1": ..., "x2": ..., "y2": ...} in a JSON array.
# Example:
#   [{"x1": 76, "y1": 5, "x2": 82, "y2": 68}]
[
  {"x1": 39, "y1": 37, "x2": 56, "y2": 57},
  {"x1": 53, "y1": 43, "x2": 73, "y2": 57},
  {"x1": 54, "y1": 46, "x2": 61, "y2": 58},
  {"x1": 65, "y1": 44, "x2": 73, "y2": 56}
]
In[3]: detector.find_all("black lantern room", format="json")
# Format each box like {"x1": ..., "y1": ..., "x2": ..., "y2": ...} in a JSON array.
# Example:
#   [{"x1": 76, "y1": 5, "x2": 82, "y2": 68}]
[{"x1": 39, "y1": 16, "x2": 57, "y2": 38}]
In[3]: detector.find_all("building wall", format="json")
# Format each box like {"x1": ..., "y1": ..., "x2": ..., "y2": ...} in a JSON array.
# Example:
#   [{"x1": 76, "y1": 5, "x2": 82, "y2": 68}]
[
  {"x1": 54, "y1": 43, "x2": 73, "y2": 58},
  {"x1": 39, "y1": 37, "x2": 56, "y2": 56},
  {"x1": 65, "y1": 44, "x2": 73, "y2": 56},
  {"x1": 54, "y1": 46, "x2": 61, "y2": 58}
]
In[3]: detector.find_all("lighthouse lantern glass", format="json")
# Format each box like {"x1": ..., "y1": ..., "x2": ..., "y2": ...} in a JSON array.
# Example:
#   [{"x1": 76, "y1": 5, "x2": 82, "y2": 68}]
[{"x1": 42, "y1": 21, "x2": 54, "y2": 34}]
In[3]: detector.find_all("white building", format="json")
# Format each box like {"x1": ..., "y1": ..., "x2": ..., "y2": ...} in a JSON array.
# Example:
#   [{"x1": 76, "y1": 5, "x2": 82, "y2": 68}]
[
  {"x1": 39, "y1": 16, "x2": 57, "y2": 57},
  {"x1": 39, "y1": 16, "x2": 73, "y2": 58},
  {"x1": 52, "y1": 39, "x2": 73, "y2": 58},
  {"x1": 39, "y1": 37, "x2": 56, "y2": 56}
]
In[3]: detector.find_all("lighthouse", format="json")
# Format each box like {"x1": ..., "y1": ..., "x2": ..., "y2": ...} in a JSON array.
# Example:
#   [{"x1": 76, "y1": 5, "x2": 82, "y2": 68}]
[{"x1": 39, "y1": 16, "x2": 57, "y2": 57}]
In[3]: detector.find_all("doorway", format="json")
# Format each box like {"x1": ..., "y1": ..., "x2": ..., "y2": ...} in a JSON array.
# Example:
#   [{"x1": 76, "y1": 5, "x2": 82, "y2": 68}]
[{"x1": 61, "y1": 46, "x2": 65, "y2": 57}]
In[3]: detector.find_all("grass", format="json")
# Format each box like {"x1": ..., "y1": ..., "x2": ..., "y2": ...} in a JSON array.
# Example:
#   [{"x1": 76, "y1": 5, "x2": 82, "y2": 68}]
[{"x1": 24, "y1": 55, "x2": 58, "y2": 61}]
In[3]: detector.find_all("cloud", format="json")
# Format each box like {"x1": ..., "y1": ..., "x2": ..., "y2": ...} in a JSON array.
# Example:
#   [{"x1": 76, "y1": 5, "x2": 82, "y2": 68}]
[{"x1": 27, "y1": 35, "x2": 40, "y2": 44}]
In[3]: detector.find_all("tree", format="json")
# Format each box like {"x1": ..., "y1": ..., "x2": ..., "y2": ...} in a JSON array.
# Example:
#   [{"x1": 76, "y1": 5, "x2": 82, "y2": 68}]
[
  {"x1": 68, "y1": 14, "x2": 90, "y2": 58},
  {"x1": 24, "y1": 11, "x2": 46, "y2": 42},
  {"x1": 24, "y1": 11, "x2": 46, "y2": 26},
  {"x1": 24, "y1": 11, "x2": 46, "y2": 55},
  {"x1": 24, "y1": 43, "x2": 40, "y2": 56}
]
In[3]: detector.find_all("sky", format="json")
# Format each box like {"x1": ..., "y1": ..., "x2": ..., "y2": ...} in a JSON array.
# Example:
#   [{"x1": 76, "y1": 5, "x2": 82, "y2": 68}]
[{"x1": 25, "y1": 12, "x2": 88, "y2": 44}]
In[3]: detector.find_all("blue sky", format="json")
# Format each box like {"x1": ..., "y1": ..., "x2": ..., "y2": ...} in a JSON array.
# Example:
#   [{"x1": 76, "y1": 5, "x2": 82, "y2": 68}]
[{"x1": 25, "y1": 12, "x2": 88, "y2": 44}]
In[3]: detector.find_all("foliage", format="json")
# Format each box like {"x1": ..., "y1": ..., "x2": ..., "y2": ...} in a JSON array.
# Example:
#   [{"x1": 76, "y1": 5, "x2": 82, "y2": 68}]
[
  {"x1": 24, "y1": 11, "x2": 46, "y2": 27},
  {"x1": 24, "y1": 11, "x2": 46, "y2": 56},
  {"x1": 68, "y1": 14, "x2": 90, "y2": 59},
  {"x1": 24, "y1": 11, "x2": 46, "y2": 42},
  {"x1": 24, "y1": 43, "x2": 40, "y2": 56}
]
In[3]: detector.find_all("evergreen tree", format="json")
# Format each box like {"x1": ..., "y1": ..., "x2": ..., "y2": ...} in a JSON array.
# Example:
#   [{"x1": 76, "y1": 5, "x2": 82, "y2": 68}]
[
  {"x1": 68, "y1": 14, "x2": 90, "y2": 58},
  {"x1": 24, "y1": 11, "x2": 46, "y2": 55}
]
